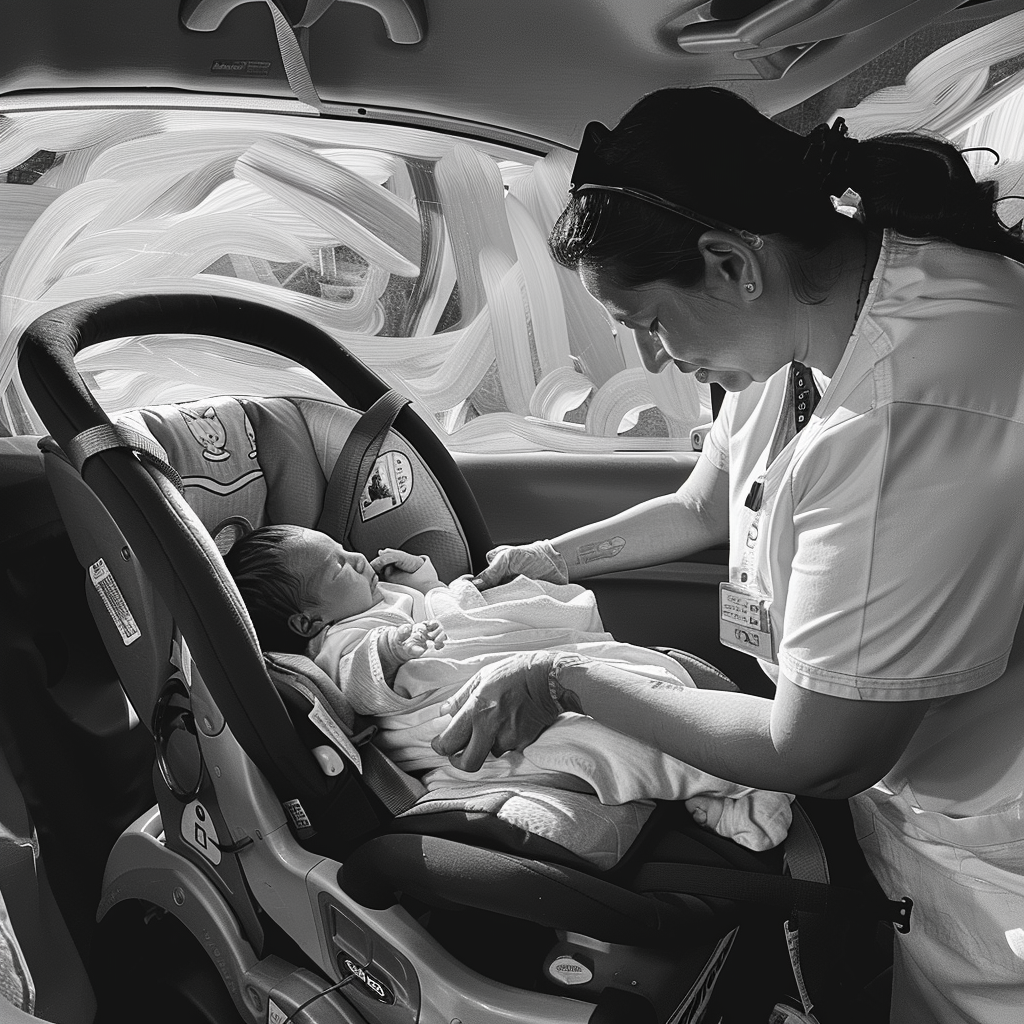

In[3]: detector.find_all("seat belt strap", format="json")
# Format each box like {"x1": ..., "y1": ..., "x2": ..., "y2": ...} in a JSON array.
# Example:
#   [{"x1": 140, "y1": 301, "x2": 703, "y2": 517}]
[
  {"x1": 64, "y1": 423, "x2": 185, "y2": 493},
  {"x1": 358, "y1": 741, "x2": 425, "y2": 816},
  {"x1": 316, "y1": 390, "x2": 410, "y2": 546},
  {"x1": 264, "y1": 651, "x2": 425, "y2": 815},
  {"x1": 632, "y1": 861, "x2": 912, "y2": 932}
]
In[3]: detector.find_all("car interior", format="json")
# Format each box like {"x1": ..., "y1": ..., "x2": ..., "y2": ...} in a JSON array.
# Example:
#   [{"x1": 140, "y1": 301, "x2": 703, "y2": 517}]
[{"x1": 1, "y1": 3, "x2": 1024, "y2": 1023}]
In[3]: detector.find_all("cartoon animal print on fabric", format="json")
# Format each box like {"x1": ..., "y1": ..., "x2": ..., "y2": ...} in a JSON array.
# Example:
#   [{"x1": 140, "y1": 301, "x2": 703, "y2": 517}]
[
  {"x1": 180, "y1": 407, "x2": 231, "y2": 462},
  {"x1": 132, "y1": 398, "x2": 269, "y2": 536}
]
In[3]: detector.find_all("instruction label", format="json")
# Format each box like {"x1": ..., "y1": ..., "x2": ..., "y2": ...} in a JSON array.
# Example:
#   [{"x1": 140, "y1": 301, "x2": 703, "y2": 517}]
[
  {"x1": 89, "y1": 558, "x2": 141, "y2": 646},
  {"x1": 359, "y1": 451, "x2": 412, "y2": 522},
  {"x1": 308, "y1": 698, "x2": 362, "y2": 773}
]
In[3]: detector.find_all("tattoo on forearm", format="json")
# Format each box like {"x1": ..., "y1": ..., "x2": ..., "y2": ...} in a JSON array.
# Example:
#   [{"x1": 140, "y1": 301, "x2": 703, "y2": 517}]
[{"x1": 574, "y1": 536, "x2": 626, "y2": 565}]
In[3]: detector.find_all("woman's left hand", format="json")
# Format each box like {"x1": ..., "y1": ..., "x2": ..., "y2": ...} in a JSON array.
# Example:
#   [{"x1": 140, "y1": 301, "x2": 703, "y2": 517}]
[{"x1": 431, "y1": 651, "x2": 561, "y2": 771}]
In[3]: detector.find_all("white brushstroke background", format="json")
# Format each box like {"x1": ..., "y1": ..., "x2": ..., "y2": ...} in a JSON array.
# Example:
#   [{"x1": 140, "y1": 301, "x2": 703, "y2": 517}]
[{"x1": 0, "y1": 109, "x2": 708, "y2": 450}]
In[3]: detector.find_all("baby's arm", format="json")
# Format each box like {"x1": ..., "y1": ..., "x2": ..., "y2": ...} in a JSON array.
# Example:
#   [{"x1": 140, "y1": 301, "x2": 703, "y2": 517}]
[
  {"x1": 371, "y1": 548, "x2": 445, "y2": 594},
  {"x1": 376, "y1": 620, "x2": 446, "y2": 685}
]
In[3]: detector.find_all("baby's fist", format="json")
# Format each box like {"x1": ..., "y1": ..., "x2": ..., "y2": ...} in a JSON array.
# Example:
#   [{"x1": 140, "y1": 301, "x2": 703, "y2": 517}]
[{"x1": 394, "y1": 620, "x2": 446, "y2": 660}]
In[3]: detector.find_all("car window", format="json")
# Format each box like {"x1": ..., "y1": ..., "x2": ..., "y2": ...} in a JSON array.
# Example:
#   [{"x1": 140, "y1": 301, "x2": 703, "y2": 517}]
[
  {"x1": 0, "y1": 109, "x2": 710, "y2": 451},
  {"x1": 776, "y1": 4, "x2": 1024, "y2": 230}
]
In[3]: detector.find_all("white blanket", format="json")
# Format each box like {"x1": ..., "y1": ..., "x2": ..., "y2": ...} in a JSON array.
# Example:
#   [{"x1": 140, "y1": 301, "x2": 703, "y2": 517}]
[{"x1": 310, "y1": 576, "x2": 793, "y2": 865}]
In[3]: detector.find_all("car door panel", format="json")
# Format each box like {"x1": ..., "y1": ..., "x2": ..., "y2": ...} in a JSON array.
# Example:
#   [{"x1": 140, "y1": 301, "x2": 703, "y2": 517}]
[{"x1": 455, "y1": 451, "x2": 773, "y2": 696}]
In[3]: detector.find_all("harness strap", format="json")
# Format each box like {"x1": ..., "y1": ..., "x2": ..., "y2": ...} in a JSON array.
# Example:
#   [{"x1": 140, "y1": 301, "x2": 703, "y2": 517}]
[
  {"x1": 316, "y1": 390, "x2": 410, "y2": 546},
  {"x1": 264, "y1": 651, "x2": 424, "y2": 816},
  {"x1": 358, "y1": 742, "x2": 426, "y2": 816},
  {"x1": 64, "y1": 423, "x2": 185, "y2": 494}
]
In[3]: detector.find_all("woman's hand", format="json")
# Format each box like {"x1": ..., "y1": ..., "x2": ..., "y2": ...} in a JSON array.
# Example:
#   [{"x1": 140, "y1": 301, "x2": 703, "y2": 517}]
[
  {"x1": 372, "y1": 548, "x2": 442, "y2": 592},
  {"x1": 470, "y1": 540, "x2": 569, "y2": 591},
  {"x1": 430, "y1": 651, "x2": 561, "y2": 771}
]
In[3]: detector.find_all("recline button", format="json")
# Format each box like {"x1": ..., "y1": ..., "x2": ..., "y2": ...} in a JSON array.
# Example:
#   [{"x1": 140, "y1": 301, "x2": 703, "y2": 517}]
[{"x1": 548, "y1": 954, "x2": 593, "y2": 986}]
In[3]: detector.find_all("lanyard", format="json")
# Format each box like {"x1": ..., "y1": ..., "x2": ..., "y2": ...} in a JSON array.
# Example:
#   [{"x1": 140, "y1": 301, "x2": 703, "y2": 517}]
[{"x1": 744, "y1": 362, "x2": 820, "y2": 513}]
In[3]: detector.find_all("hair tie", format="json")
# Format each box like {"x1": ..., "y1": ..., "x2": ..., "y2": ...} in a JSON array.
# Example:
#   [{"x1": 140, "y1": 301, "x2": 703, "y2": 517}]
[
  {"x1": 959, "y1": 146, "x2": 1001, "y2": 166},
  {"x1": 804, "y1": 117, "x2": 859, "y2": 198}
]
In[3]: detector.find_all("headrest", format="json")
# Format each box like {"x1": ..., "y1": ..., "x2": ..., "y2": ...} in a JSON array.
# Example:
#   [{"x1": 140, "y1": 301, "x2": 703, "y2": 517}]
[{"x1": 120, "y1": 397, "x2": 269, "y2": 540}]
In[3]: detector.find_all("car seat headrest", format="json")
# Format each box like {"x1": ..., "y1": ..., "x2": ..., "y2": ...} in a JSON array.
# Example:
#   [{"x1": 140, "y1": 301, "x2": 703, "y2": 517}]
[{"x1": 120, "y1": 397, "x2": 271, "y2": 538}]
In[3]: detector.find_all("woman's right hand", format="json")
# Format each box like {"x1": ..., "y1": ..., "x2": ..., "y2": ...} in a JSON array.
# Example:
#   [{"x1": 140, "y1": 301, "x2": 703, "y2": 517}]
[
  {"x1": 470, "y1": 540, "x2": 569, "y2": 591},
  {"x1": 431, "y1": 651, "x2": 562, "y2": 770}
]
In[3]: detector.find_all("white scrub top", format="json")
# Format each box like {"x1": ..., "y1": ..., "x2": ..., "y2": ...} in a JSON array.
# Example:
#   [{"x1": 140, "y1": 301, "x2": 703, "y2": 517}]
[{"x1": 703, "y1": 230, "x2": 1024, "y2": 1022}]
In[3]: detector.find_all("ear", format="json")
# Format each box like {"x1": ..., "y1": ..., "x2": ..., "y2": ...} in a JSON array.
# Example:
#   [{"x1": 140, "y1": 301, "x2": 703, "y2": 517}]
[
  {"x1": 698, "y1": 230, "x2": 762, "y2": 300},
  {"x1": 288, "y1": 610, "x2": 321, "y2": 638}
]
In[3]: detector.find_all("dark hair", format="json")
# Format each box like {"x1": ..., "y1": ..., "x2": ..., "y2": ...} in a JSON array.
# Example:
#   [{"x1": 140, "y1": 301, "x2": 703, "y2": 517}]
[
  {"x1": 223, "y1": 524, "x2": 309, "y2": 654},
  {"x1": 549, "y1": 87, "x2": 1024, "y2": 294}
]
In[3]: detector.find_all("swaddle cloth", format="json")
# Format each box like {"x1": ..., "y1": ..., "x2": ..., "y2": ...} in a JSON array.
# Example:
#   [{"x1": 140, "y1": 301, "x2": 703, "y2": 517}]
[{"x1": 310, "y1": 575, "x2": 793, "y2": 861}]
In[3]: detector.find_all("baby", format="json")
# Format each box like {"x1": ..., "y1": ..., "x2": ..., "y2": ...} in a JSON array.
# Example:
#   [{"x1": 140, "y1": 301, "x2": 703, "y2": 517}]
[
  {"x1": 225, "y1": 524, "x2": 794, "y2": 854},
  {"x1": 225, "y1": 522, "x2": 447, "y2": 674}
]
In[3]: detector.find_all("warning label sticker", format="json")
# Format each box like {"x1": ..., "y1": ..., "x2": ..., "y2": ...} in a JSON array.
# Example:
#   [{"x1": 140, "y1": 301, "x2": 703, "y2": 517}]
[
  {"x1": 358, "y1": 451, "x2": 413, "y2": 522},
  {"x1": 89, "y1": 558, "x2": 141, "y2": 646}
]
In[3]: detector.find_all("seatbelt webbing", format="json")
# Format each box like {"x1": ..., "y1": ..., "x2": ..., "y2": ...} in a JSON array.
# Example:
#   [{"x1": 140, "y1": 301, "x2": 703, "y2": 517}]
[
  {"x1": 316, "y1": 390, "x2": 410, "y2": 546},
  {"x1": 632, "y1": 860, "x2": 911, "y2": 931},
  {"x1": 264, "y1": 651, "x2": 425, "y2": 815},
  {"x1": 358, "y1": 742, "x2": 425, "y2": 816}
]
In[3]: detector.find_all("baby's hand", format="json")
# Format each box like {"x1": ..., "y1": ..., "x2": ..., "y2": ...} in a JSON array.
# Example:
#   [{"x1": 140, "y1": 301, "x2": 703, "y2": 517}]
[
  {"x1": 392, "y1": 620, "x2": 446, "y2": 661},
  {"x1": 371, "y1": 548, "x2": 442, "y2": 592}
]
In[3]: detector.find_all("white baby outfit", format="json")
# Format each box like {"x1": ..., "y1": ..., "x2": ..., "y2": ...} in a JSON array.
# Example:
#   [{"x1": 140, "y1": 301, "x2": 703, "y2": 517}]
[{"x1": 308, "y1": 574, "x2": 793, "y2": 864}]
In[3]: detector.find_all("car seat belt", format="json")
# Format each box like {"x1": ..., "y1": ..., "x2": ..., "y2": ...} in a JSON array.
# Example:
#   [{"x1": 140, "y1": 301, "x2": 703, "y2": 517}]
[
  {"x1": 316, "y1": 390, "x2": 410, "y2": 547},
  {"x1": 264, "y1": 651, "x2": 426, "y2": 815},
  {"x1": 62, "y1": 423, "x2": 185, "y2": 493}
]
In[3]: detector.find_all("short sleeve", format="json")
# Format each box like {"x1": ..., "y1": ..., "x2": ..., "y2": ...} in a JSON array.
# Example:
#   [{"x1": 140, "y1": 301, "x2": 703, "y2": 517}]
[{"x1": 777, "y1": 402, "x2": 1024, "y2": 701}]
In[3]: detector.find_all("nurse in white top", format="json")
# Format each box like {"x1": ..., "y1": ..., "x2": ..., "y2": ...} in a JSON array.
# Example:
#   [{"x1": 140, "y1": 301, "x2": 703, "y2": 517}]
[{"x1": 432, "y1": 86, "x2": 1024, "y2": 1023}]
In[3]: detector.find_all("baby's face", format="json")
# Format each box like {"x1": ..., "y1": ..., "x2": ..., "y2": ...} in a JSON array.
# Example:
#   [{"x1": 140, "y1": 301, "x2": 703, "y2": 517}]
[{"x1": 289, "y1": 529, "x2": 382, "y2": 627}]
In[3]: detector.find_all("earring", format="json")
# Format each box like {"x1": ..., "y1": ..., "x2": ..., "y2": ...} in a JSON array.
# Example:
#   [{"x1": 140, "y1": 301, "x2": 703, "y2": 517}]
[{"x1": 744, "y1": 282, "x2": 756, "y2": 292}]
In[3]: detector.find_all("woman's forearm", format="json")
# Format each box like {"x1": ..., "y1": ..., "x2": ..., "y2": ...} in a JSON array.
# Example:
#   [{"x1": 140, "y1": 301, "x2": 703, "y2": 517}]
[
  {"x1": 551, "y1": 458, "x2": 729, "y2": 581},
  {"x1": 552, "y1": 656, "x2": 878, "y2": 798}
]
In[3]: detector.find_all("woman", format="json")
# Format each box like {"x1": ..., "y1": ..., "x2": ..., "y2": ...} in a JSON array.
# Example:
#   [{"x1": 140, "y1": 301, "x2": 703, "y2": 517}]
[{"x1": 431, "y1": 88, "x2": 1024, "y2": 1022}]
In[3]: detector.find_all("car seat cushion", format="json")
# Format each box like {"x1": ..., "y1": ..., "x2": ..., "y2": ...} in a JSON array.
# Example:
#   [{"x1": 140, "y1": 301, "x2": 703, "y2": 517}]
[
  {"x1": 120, "y1": 397, "x2": 272, "y2": 538},
  {"x1": 341, "y1": 832, "x2": 684, "y2": 945},
  {"x1": 266, "y1": 649, "x2": 655, "y2": 870},
  {"x1": 239, "y1": 398, "x2": 325, "y2": 528},
  {"x1": 294, "y1": 397, "x2": 471, "y2": 580}
]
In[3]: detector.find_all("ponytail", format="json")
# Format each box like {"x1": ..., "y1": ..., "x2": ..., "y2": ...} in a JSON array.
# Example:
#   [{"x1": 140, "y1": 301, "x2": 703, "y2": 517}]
[
  {"x1": 849, "y1": 133, "x2": 1024, "y2": 261},
  {"x1": 548, "y1": 87, "x2": 1024, "y2": 288}
]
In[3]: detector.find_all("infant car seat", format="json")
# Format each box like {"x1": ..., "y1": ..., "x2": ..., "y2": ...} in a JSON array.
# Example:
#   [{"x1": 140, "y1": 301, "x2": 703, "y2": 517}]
[{"x1": 17, "y1": 295, "x2": 910, "y2": 1024}]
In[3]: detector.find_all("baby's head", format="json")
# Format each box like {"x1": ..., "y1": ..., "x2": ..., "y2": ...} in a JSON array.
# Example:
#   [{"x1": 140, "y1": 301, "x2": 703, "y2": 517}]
[{"x1": 224, "y1": 524, "x2": 382, "y2": 652}]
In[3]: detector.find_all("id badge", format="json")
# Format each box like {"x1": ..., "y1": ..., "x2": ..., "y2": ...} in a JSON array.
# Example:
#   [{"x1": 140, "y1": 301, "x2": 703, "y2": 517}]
[{"x1": 719, "y1": 583, "x2": 776, "y2": 662}]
